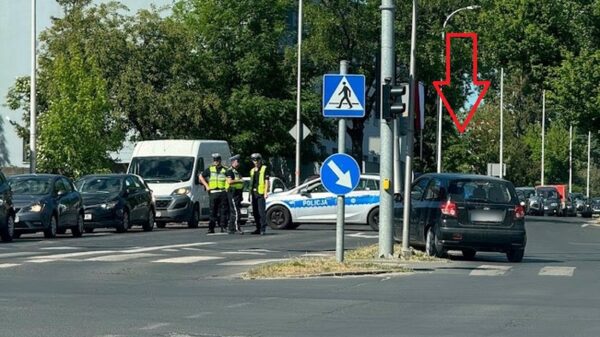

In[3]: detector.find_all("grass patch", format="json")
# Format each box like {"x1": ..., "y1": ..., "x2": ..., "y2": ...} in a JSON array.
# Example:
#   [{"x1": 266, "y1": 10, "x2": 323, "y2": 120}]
[{"x1": 243, "y1": 244, "x2": 441, "y2": 279}]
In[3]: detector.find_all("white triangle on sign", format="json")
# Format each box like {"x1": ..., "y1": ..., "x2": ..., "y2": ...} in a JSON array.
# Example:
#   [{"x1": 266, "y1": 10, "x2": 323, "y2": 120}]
[{"x1": 325, "y1": 76, "x2": 364, "y2": 111}]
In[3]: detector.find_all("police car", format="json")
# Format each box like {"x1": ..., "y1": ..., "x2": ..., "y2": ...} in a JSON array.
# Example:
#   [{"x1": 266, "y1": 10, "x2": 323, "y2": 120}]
[{"x1": 265, "y1": 175, "x2": 380, "y2": 231}]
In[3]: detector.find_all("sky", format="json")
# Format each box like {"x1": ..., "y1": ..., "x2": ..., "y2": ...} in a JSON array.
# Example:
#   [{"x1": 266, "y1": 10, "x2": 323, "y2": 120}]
[{"x1": 0, "y1": 0, "x2": 172, "y2": 167}]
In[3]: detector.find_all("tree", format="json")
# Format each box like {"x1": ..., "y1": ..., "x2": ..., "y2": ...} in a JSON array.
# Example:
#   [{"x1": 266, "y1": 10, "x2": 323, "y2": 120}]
[{"x1": 37, "y1": 48, "x2": 123, "y2": 177}]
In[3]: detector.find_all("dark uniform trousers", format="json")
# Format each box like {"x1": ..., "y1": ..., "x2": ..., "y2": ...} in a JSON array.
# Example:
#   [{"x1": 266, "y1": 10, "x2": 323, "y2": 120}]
[
  {"x1": 228, "y1": 189, "x2": 243, "y2": 232},
  {"x1": 209, "y1": 190, "x2": 229, "y2": 231},
  {"x1": 252, "y1": 192, "x2": 267, "y2": 232}
]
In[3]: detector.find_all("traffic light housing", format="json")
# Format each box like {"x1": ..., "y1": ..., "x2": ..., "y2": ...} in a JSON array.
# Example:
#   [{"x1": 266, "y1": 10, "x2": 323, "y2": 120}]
[{"x1": 381, "y1": 82, "x2": 410, "y2": 120}]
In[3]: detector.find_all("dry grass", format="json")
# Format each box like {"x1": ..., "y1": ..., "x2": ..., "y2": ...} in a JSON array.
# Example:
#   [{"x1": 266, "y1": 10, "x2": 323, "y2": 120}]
[{"x1": 244, "y1": 244, "x2": 441, "y2": 279}]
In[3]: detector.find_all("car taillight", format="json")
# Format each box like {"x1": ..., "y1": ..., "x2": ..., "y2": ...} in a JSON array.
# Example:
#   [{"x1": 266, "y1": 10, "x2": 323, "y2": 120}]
[
  {"x1": 514, "y1": 205, "x2": 525, "y2": 219},
  {"x1": 441, "y1": 200, "x2": 458, "y2": 217}
]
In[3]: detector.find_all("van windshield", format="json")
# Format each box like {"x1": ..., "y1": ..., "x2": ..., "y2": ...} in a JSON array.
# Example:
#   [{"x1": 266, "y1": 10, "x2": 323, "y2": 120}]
[
  {"x1": 448, "y1": 179, "x2": 515, "y2": 204},
  {"x1": 128, "y1": 156, "x2": 194, "y2": 183}
]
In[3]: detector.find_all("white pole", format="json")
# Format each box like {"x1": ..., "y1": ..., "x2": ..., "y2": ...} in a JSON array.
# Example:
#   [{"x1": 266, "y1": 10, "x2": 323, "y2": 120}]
[
  {"x1": 499, "y1": 67, "x2": 504, "y2": 179},
  {"x1": 587, "y1": 131, "x2": 591, "y2": 198},
  {"x1": 30, "y1": 0, "x2": 37, "y2": 173},
  {"x1": 541, "y1": 90, "x2": 545, "y2": 186},
  {"x1": 569, "y1": 125, "x2": 573, "y2": 194},
  {"x1": 294, "y1": 0, "x2": 303, "y2": 187},
  {"x1": 436, "y1": 31, "x2": 444, "y2": 173}
]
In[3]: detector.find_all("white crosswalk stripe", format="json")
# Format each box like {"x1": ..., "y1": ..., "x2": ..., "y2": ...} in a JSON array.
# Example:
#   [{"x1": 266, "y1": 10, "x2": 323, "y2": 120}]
[
  {"x1": 0, "y1": 263, "x2": 21, "y2": 269},
  {"x1": 26, "y1": 250, "x2": 116, "y2": 263},
  {"x1": 86, "y1": 253, "x2": 161, "y2": 262},
  {"x1": 469, "y1": 265, "x2": 512, "y2": 276},
  {"x1": 539, "y1": 266, "x2": 575, "y2": 277},
  {"x1": 153, "y1": 256, "x2": 224, "y2": 264}
]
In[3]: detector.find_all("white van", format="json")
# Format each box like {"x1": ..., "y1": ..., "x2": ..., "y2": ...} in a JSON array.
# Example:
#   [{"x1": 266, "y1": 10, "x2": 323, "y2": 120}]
[{"x1": 127, "y1": 140, "x2": 231, "y2": 228}]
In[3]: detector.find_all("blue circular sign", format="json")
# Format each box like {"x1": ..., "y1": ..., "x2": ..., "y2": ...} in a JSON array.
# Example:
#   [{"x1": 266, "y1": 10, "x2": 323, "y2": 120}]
[{"x1": 320, "y1": 153, "x2": 360, "y2": 195}]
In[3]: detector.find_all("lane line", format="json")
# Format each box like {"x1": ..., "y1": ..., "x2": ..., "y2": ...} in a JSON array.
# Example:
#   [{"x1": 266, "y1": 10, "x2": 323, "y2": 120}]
[
  {"x1": 86, "y1": 253, "x2": 161, "y2": 262},
  {"x1": 226, "y1": 302, "x2": 251, "y2": 308},
  {"x1": 0, "y1": 263, "x2": 21, "y2": 269},
  {"x1": 469, "y1": 265, "x2": 512, "y2": 276},
  {"x1": 582, "y1": 224, "x2": 590, "y2": 228},
  {"x1": 186, "y1": 312, "x2": 212, "y2": 319},
  {"x1": 139, "y1": 322, "x2": 170, "y2": 330},
  {"x1": 0, "y1": 252, "x2": 45, "y2": 259},
  {"x1": 221, "y1": 251, "x2": 266, "y2": 256},
  {"x1": 153, "y1": 256, "x2": 224, "y2": 264},
  {"x1": 539, "y1": 266, "x2": 576, "y2": 277},
  {"x1": 39, "y1": 246, "x2": 80, "y2": 250},
  {"x1": 121, "y1": 242, "x2": 216, "y2": 253},
  {"x1": 27, "y1": 250, "x2": 116, "y2": 261},
  {"x1": 218, "y1": 258, "x2": 288, "y2": 266}
]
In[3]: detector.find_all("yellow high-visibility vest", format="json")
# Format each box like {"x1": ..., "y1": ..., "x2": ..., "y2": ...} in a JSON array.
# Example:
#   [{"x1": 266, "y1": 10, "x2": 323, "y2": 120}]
[
  {"x1": 250, "y1": 165, "x2": 267, "y2": 194},
  {"x1": 209, "y1": 165, "x2": 227, "y2": 189}
]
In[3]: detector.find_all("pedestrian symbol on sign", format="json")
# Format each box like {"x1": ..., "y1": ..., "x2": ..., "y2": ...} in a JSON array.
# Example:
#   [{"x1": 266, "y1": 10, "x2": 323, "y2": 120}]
[{"x1": 337, "y1": 82, "x2": 354, "y2": 109}]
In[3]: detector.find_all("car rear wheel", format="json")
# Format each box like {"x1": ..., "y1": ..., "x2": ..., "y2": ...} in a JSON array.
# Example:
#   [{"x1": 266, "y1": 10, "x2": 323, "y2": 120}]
[
  {"x1": 425, "y1": 227, "x2": 446, "y2": 258},
  {"x1": 266, "y1": 205, "x2": 291, "y2": 229},
  {"x1": 143, "y1": 210, "x2": 155, "y2": 232},
  {"x1": 72, "y1": 214, "x2": 84, "y2": 237},
  {"x1": 462, "y1": 249, "x2": 476, "y2": 260},
  {"x1": 44, "y1": 216, "x2": 58, "y2": 238},
  {"x1": 187, "y1": 205, "x2": 199, "y2": 228},
  {"x1": 116, "y1": 211, "x2": 129, "y2": 233},
  {"x1": 506, "y1": 248, "x2": 524, "y2": 262},
  {"x1": 367, "y1": 207, "x2": 379, "y2": 232},
  {"x1": 0, "y1": 214, "x2": 15, "y2": 242}
]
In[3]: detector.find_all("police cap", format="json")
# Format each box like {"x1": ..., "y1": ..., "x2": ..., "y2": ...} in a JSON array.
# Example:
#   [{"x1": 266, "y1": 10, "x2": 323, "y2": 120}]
[
  {"x1": 229, "y1": 154, "x2": 240, "y2": 162},
  {"x1": 211, "y1": 153, "x2": 222, "y2": 161},
  {"x1": 250, "y1": 153, "x2": 262, "y2": 161}
]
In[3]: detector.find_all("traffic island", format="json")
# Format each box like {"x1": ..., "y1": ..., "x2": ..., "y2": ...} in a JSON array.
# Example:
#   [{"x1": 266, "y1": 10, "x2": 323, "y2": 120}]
[{"x1": 243, "y1": 244, "x2": 446, "y2": 279}]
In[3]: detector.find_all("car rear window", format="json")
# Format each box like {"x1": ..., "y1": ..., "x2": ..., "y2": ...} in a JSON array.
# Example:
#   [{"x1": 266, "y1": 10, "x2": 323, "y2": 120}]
[{"x1": 448, "y1": 179, "x2": 515, "y2": 204}]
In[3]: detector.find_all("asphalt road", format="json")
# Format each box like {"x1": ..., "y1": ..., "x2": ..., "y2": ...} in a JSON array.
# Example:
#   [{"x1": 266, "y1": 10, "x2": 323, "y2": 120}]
[{"x1": 1, "y1": 216, "x2": 599, "y2": 337}]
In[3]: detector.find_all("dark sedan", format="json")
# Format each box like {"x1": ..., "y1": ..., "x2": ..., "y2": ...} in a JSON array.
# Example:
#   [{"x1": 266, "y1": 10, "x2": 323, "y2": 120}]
[
  {"x1": 8, "y1": 174, "x2": 84, "y2": 238},
  {"x1": 75, "y1": 174, "x2": 155, "y2": 233},
  {"x1": 0, "y1": 171, "x2": 16, "y2": 242},
  {"x1": 394, "y1": 173, "x2": 526, "y2": 262}
]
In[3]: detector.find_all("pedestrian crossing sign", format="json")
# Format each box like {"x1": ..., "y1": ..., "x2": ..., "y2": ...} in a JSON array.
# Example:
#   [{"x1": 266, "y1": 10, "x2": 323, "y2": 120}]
[{"x1": 322, "y1": 74, "x2": 366, "y2": 118}]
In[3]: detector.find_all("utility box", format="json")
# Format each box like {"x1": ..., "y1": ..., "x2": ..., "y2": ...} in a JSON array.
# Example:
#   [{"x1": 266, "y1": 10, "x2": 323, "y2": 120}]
[{"x1": 487, "y1": 163, "x2": 506, "y2": 178}]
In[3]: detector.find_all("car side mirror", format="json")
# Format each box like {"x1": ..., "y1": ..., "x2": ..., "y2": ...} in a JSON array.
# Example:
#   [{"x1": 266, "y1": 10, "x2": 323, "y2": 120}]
[
  {"x1": 300, "y1": 188, "x2": 310, "y2": 196},
  {"x1": 273, "y1": 188, "x2": 283, "y2": 193},
  {"x1": 56, "y1": 190, "x2": 67, "y2": 197}
]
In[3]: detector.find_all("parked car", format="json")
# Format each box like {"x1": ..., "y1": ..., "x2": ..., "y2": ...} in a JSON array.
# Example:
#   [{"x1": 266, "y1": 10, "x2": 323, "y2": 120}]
[
  {"x1": 393, "y1": 173, "x2": 526, "y2": 262},
  {"x1": 241, "y1": 176, "x2": 288, "y2": 225},
  {"x1": 563, "y1": 196, "x2": 577, "y2": 217},
  {"x1": 128, "y1": 139, "x2": 231, "y2": 228},
  {"x1": 264, "y1": 175, "x2": 380, "y2": 230},
  {"x1": 569, "y1": 192, "x2": 586, "y2": 214},
  {"x1": 75, "y1": 174, "x2": 155, "y2": 233},
  {"x1": 515, "y1": 187, "x2": 535, "y2": 214},
  {"x1": 536, "y1": 186, "x2": 561, "y2": 216},
  {"x1": 590, "y1": 198, "x2": 600, "y2": 215},
  {"x1": 8, "y1": 174, "x2": 84, "y2": 238},
  {"x1": 0, "y1": 171, "x2": 16, "y2": 242},
  {"x1": 580, "y1": 198, "x2": 594, "y2": 218}
]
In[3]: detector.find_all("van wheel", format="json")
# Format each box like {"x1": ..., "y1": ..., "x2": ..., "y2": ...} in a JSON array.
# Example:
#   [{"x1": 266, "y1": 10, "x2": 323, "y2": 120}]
[
  {"x1": 425, "y1": 227, "x2": 445, "y2": 258},
  {"x1": 0, "y1": 214, "x2": 15, "y2": 242},
  {"x1": 506, "y1": 248, "x2": 524, "y2": 262},
  {"x1": 187, "y1": 205, "x2": 199, "y2": 228},
  {"x1": 462, "y1": 249, "x2": 476, "y2": 260},
  {"x1": 367, "y1": 207, "x2": 379, "y2": 232},
  {"x1": 266, "y1": 206, "x2": 291, "y2": 229}
]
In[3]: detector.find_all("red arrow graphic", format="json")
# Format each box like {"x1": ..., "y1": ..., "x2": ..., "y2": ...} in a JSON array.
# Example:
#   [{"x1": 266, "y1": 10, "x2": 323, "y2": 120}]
[{"x1": 433, "y1": 32, "x2": 490, "y2": 134}]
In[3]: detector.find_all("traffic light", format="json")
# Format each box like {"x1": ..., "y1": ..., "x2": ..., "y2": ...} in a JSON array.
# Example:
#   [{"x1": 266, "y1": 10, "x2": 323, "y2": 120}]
[{"x1": 381, "y1": 81, "x2": 410, "y2": 120}]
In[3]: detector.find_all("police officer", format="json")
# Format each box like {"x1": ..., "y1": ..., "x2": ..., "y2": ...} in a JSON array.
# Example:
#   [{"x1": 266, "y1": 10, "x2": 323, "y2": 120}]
[
  {"x1": 225, "y1": 154, "x2": 244, "y2": 234},
  {"x1": 249, "y1": 153, "x2": 269, "y2": 235},
  {"x1": 199, "y1": 153, "x2": 229, "y2": 233}
]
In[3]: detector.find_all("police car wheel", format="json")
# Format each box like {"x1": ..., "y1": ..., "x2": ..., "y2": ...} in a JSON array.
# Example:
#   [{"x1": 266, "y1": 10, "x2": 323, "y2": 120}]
[
  {"x1": 368, "y1": 207, "x2": 379, "y2": 232},
  {"x1": 266, "y1": 206, "x2": 291, "y2": 229}
]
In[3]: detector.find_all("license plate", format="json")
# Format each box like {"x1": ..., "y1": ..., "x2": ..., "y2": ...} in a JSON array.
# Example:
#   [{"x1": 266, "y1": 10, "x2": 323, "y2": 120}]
[
  {"x1": 156, "y1": 211, "x2": 162, "y2": 217},
  {"x1": 14, "y1": 216, "x2": 19, "y2": 223},
  {"x1": 84, "y1": 214, "x2": 92, "y2": 221},
  {"x1": 241, "y1": 208, "x2": 248, "y2": 215}
]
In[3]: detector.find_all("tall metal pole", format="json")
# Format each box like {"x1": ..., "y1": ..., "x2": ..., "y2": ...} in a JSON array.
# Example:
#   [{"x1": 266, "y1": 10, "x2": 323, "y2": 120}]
[
  {"x1": 569, "y1": 125, "x2": 573, "y2": 194},
  {"x1": 30, "y1": 0, "x2": 37, "y2": 173},
  {"x1": 401, "y1": 0, "x2": 417, "y2": 259},
  {"x1": 587, "y1": 131, "x2": 591, "y2": 198},
  {"x1": 499, "y1": 67, "x2": 504, "y2": 179},
  {"x1": 541, "y1": 90, "x2": 545, "y2": 186},
  {"x1": 379, "y1": 0, "x2": 395, "y2": 258},
  {"x1": 294, "y1": 0, "x2": 303, "y2": 186},
  {"x1": 336, "y1": 60, "x2": 348, "y2": 263}
]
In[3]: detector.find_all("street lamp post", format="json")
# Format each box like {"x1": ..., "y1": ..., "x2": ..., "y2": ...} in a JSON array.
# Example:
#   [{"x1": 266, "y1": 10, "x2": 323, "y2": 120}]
[
  {"x1": 436, "y1": 5, "x2": 480, "y2": 173},
  {"x1": 30, "y1": 0, "x2": 37, "y2": 173},
  {"x1": 541, "y1": 90, "x2": 545, "y2": 186},
  {"x1": 294, "y1": 0, "x2": 303, "y2": 187}
]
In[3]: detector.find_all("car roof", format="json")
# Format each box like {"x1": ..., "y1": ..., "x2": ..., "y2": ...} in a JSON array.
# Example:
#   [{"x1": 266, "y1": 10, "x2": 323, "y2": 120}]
[
  {"x1": 415, "y1": 173, "x2": 508, "y2": 182},
  {"x1": 78, "y1": 174, "x2": 129, "y2": 179},
  {"x1": 9, "y1": 174, "x2": 62, "y2": 179}
]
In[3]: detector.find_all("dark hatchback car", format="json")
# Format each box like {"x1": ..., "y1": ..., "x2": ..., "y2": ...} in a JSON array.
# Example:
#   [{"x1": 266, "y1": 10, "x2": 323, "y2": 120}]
[
  {"x1": 8, "y1": 174, "x2": 84, "y2": 238},
  {"x1": 394, "y1": 173, "x2": 526, "y2": 262},
  {"x1": 0, "y1": 171, "x2": 16, "y2": 242},
  {"x1": 75, "y1": 174, "x2": 155, "y2": 233}
]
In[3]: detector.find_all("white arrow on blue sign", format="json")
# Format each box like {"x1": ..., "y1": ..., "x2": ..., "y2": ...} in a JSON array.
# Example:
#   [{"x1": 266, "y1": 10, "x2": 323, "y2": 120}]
[
  {"x1": 322, "y1": 74, "x2": 366, "y2": 118},
  {"x1": 320, "y1": 153, "x2": 361, "y2": 195}
]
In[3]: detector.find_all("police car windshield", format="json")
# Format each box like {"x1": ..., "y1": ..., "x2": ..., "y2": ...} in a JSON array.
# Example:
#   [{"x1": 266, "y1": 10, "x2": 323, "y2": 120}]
[{"x1": 128, "y1": 156, "x2": 194, "y2": 183}]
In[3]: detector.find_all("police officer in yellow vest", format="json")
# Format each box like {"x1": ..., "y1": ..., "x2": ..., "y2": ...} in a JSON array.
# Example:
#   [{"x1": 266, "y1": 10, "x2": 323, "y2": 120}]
[
  {"x1": 225, "y1": 154, "x2": 244, "y2": 234},
  {"x1": 199, "y1": 153, "x2": 229, "y2": 233},
  {"x1": 249, "y1": 153, "x2": 269, "y2": 235}
]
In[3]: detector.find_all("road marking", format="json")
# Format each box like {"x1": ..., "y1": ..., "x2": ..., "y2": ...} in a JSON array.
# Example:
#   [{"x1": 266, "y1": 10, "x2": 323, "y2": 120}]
[
  {"x1": 347, "y1": 232, "x2": 378, "y2": 239},
  {"x1": 539, "y1": 266, "x2": 575, "y2": 277},
  {"x1": 0, "y1": 252, "x2": 45, "y2": 259},
  {"x1": 139, "y1": 322, "x2": 170, "y2": 330},
  {"x1": 226, "y1": 302, "x2": 251, "y2": 308},
  {"x1": 469, "y1": 265, "x2": 512, "y2": 276},
  {"x1": 121, "y1": 242, "x2": 216, "y2": 254},
  {"x1": 582, "y1": 224, "x2": 590, "y2": 228},
  {"x1": 39, "y1": 246, "x2": 80, "y2": 250},
  {"x1": 207, "y1": 232, "x2": 228, "y2": 236},
  {"x1": 221, "y1": 251, "x2": 266, "y2": 256},
  {"x1": 0, "y1": 263, "x2": 21, "y2": 268},
  {"x1": 161, "y1": 249, "x2": 180, "y2": 252},
  {"x1": 86, "y1": 253, "x2": 161, "y2": 262},
  {"x1": 238, "y1": 249, "x2": 277, "y2": 253},
  {"x1": 182, "y1": 247, "x2": 207, "y2": 251},
  {"x1": 152, "y1": 256, "x2": 224, "y2": 264},
  {"x1": 218, "y1": 258, "x2": 287, "y2": 266},
  {"x1": 186, "y1": 312, "x2": 212, "y2": 319},
  {"x1": 27, "y1": 250, "x2": 116, "y2": 262}
]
